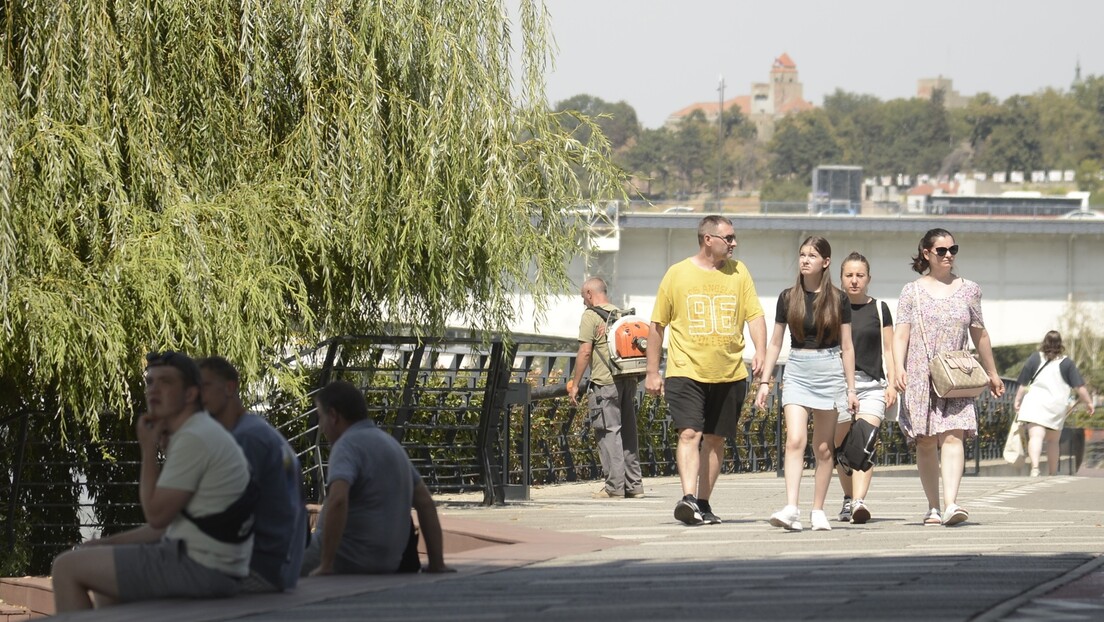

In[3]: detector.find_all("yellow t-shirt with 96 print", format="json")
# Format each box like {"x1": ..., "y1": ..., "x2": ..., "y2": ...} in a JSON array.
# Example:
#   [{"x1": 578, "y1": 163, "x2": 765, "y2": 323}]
[{"x1": 651, "y1": 258, "x2": 764, "y2": 383}]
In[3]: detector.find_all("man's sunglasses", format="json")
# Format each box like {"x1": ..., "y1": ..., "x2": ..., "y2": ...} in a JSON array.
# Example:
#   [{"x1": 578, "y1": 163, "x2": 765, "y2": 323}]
[
  {"x1": 706, "y1": 233, "x2": 737, "y2": 244},
  {"x1": 931, "y1": 245, "x2": 959, "y2": 257}
]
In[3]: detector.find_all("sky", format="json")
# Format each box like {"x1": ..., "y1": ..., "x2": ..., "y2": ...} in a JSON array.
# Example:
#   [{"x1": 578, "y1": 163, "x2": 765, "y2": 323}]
[{"x1": 531, "y1": 0, "x2": 1102, "y2": 128}]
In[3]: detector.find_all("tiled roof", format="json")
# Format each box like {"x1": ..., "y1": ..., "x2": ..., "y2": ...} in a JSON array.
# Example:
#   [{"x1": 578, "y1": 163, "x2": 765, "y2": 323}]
[
  {"x1": 667, "y1": 96, "x2": 750, "y2": 121},
  {"x1": 777, "y1": 98, "x2": 814, "y2": 114},
  {"x1": 773, "y1": 53, "x2": 797, "y2": 71}
]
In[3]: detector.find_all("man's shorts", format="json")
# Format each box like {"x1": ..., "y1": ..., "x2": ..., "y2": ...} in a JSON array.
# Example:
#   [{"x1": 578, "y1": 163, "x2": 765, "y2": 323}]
[
  {"x1": 114, "y1": 538, "x2": 241, "y2": 603},
  {"x1": 664, "y1": 377, "x2": 747, "y2": 438},
  {"x1": 836, "y1": 370, "x2": 888, "y2": 423}
]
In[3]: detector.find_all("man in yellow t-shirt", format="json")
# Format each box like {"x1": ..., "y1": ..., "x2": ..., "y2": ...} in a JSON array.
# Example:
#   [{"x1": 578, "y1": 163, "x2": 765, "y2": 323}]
[{"x1": 646, "y1": 215, "x2": 766, "y2": 526}]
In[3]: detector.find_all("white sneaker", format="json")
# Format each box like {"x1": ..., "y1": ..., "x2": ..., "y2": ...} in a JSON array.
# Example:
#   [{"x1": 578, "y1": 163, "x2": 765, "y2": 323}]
[
  {"x1": 943, "y1": 503, "x2": 969, "y2": 526},
  {"x1": 769, "y1": 505, "x2": 803, "y2": 531},
  {"x1": 810, "y1": 509, "x2": 832, "y2": 531}
]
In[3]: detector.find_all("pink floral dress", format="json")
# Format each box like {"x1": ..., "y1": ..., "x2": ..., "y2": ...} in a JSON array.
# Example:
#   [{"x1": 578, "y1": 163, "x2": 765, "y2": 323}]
[{"x1": 895, "y1": 278, "x2": 986, "y2": 440}]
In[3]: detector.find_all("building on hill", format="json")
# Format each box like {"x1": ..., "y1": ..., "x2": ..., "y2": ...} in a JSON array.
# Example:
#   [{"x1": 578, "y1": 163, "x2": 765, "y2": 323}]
[
  {"x1": 664, "y1": 53, "x2": 814, "y2": 141},
  {"x1": 916, "y1": 76, "x2": 968, "y2": 109}
]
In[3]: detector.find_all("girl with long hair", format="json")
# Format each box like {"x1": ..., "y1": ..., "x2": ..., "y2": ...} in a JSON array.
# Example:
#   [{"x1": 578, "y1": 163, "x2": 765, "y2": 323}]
[{"x1": 756, "y1": 236, "x2": 859, "y2": 532}]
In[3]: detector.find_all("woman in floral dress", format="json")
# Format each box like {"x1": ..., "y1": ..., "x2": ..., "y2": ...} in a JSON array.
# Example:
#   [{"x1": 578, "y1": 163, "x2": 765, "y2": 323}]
[{"x1": 892, "y1": 228, "x2": 1004, "y2": 526}]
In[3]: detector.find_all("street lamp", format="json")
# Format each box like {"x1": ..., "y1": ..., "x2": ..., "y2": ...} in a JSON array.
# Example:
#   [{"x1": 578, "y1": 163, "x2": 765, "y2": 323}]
[{"x1": 716, "y1": 75, "x2": 725, "y2": 204}]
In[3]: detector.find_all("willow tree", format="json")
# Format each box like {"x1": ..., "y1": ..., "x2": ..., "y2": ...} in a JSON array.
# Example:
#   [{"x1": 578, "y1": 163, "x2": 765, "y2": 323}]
[{"x1": 0, "y1": 0, "x2": 624, "y2": 438}]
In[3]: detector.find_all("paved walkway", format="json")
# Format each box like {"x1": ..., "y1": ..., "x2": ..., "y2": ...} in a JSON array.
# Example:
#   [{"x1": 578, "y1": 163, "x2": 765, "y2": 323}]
[{"x1": 49, "y1": 469, "x2": 1103, "y2": 621}]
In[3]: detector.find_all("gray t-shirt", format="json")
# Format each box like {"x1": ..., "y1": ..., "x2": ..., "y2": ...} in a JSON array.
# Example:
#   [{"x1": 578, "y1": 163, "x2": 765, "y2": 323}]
[
  {"x1": 321, "y1": 419, "x2": 421, "y2": 573},
  {"x1": 233, "y1": 413, "x2": 307, "y2": 590}
]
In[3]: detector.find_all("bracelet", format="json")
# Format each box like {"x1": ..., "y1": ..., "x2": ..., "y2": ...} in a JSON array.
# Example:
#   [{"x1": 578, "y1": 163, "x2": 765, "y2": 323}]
[{"x1": 847, "y1": 389, "x2": 857, "y2": 394}]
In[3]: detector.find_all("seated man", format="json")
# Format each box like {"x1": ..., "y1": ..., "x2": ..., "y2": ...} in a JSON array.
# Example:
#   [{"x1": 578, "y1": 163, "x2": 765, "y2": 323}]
[
  {"x1": 51, "y1": 351, "x2": 253, "y2": 612},
  {"x1": 302, "y1": 380, "x2": 451, "y2": 575},
  {"x1": 200, "y1": 356, "x2": 309, "y2": 592}
]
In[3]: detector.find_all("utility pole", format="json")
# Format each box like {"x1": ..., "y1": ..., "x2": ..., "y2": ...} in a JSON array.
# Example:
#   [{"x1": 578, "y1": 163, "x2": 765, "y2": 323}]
[{"x1": 716, "y1": 75, "x2": 725, "y2": 204}]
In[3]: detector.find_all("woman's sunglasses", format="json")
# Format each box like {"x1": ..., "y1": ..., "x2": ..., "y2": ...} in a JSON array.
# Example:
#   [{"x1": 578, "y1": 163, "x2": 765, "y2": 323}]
[{"x1": 931, "y1": 245, "x2": 959, "y2": 257}]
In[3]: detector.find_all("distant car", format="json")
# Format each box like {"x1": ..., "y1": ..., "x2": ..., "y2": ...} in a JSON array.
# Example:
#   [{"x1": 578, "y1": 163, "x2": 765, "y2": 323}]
[
  {"x1": 662, "y1": 206, "x2": 694, "y2": 214},
  {"x1": 1060, "y1": 209, "x2": 1104, "y2": 220},
  {"x1": 816, "y1": 205, "x2": 858, "y2": 216}
]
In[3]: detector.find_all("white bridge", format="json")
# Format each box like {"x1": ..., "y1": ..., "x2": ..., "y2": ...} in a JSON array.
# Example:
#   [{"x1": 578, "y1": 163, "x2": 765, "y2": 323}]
[{"x1": 510, "y1": 210, "x2": 1104, "y2": 352}]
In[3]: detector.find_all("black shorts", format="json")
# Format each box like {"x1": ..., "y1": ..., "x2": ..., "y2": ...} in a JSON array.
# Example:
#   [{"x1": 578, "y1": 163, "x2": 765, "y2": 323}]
[{"x1": 664, "y1": 377, "x2": 747, "y2": 438}]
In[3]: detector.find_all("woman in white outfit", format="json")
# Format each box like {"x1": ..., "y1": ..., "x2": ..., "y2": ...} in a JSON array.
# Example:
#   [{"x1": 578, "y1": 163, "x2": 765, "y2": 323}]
[{"x1": 1013, "y1": 331, "x2": 1095, "y2": 476}]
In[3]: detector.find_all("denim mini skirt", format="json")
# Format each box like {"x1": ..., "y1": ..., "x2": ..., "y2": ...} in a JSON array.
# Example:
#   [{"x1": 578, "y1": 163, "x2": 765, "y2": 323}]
[{"x1": 781, "y1": 346, "x2": 845, "y2": 410}]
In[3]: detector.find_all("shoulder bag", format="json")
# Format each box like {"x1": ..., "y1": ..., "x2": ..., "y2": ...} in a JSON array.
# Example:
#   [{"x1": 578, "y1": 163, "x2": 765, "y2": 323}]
[{"x1": 913, "y1": 284, "x2": 988, "y2": 399}]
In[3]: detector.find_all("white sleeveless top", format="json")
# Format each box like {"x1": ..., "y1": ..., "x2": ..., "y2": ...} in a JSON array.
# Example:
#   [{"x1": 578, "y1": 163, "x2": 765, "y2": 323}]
[{"x1": 1018, "y1": 355, "x2": 1073, "y2": 429}]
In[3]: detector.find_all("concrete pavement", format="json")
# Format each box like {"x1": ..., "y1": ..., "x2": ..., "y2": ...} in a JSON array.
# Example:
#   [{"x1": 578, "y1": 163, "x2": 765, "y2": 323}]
[{"x1": 48, "y1": 466, "x2": 1104, "y2": 621}]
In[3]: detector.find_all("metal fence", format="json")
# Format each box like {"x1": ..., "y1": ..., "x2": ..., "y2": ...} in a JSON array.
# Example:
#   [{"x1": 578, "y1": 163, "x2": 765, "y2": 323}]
[{"x1": 1, "y1": 334, "x2": 1025, "y2": 575}]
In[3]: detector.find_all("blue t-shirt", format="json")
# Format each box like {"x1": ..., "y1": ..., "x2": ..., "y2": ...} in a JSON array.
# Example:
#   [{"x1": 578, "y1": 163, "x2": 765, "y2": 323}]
[
  {"x1": 233, "y1": 413, "x2": 307, "y2": 590},
  {"x1": 322, "y1": 419, "x2": 422, "y2": 574}
]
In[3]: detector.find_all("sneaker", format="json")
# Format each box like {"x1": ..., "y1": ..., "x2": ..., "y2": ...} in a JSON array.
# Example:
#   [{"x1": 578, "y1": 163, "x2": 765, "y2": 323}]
[
  {"x1": 698, "y1": 500, "x2": 722, "y2": 525},
  {"x1": 591, "y1": 488, "x2": 622, "y2": 499},
  {"x1": 810, "y1": 509, "x2": 832, "y2": 531},
  {"x1": 922, "y1": 508, "x2": 942, "y2": 526},
  {"x1": 769, "y1": 505, "x2": 803, "y2": 531},
  {"x1": 838, "y1": 497, "x2": 853, "y2": 522},
  {"x1": 850, "y1": 499, "x2": 871, "y2": 524},
  {"x1": 1029, "y1": 467, "x2": 1040, "y2": 477},
  {"x1": 674, "y1": 495, "x2": 704, "y2": 526},
  {"x1": 626, "y1": 489, "x2": 646, "y2": 498},
  {"x1": 943, "y1": 503, "x2": 969, "y2": 526}
]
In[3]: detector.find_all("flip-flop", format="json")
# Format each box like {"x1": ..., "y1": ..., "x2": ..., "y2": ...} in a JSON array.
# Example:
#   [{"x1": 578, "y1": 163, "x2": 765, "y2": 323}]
[{"x1": 923, "y1": 508, "x2": 942, "y2": 526}]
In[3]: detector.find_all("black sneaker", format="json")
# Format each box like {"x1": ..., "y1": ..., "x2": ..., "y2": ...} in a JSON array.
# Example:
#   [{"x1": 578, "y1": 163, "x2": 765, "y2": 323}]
[
  {"x1": 838, "y1": 497, "x2": 852, "y2": 522},
  {"x1": 698, "y1": 500, "x2": 722, "y2": 525},
  {"x1": 674, "y1": 495, "x2": 704, "y2": 526}
]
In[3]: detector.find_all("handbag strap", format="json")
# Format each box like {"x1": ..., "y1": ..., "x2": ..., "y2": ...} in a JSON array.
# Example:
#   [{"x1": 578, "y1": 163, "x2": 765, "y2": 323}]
[
  {"x1": 913, "y1": 282, "x2": 973, "y2": 367},
  {"x1": 1028, "y1": 355, "x2": 1052, "y2": 384},
  {"x1": 874, "y1": 298, "x2": 888, "y2": 381},
  {"x1": 912, "y1": 283, "x2": 930, "y2": 355}
]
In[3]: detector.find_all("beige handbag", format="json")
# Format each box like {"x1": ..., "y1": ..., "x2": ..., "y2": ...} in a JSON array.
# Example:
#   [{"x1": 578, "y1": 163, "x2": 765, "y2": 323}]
[{"x1": 913, "y1": 285, "x2": 988, "y2": 399}]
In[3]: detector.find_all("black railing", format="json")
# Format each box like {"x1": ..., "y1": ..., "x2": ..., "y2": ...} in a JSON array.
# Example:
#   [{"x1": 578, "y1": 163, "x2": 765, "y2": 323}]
[{"x1": 0, "y1": 335, "x2": 1030, "y2": 576}]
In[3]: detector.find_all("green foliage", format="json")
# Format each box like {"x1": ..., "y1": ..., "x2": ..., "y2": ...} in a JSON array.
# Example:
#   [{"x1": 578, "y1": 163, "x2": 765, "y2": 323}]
[
  {"x1": 759, "y1": 177, "x2": 809, "y2": 202},
  {"x1": 554, "y1": 94, "x2": 641, "y2": 151},
  {"x1": 768, "y1": 110, "x2": 842, "y2": 180},
  {"x1": 973, "y1": 96, "x2": 1044, "y2": 174},
  {"x1": 611, "y1": 103, "x2": 756, "y2": 198},
  {"x1": 1059, "y1": 301, "x2": 1104, "y2": 393},
  {"x1": 0, "y1": 0, "x2": 626, "y2": 439},
  {"x1": 992, "y1": 342, "x2": 1038, "y2": 379},
  {"x1": 777, "y1": 83, "x2": 1104, "y2": 181}
]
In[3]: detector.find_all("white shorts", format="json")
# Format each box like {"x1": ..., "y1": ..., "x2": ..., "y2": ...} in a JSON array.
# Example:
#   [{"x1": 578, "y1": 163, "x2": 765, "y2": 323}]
[{"x1": 837, "y1": 370, "x2": 888, "y2": 423}]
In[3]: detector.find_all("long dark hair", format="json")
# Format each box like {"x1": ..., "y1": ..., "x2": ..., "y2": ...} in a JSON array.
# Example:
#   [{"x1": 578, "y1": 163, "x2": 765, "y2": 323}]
[
  {"x1": 911, "y1": 228, "x2": 953, "y2": 274},
  {"x1": 1041, "y1": 330, "x2": 1065, "y2": 361},
  {"x1": 785, "y1": 236, "x2": 841, "y2": 344}
]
